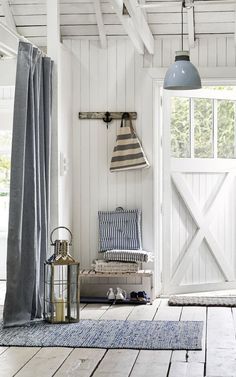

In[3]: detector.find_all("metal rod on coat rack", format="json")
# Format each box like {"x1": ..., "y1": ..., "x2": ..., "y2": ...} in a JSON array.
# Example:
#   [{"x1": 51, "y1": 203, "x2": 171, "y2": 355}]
[{"x1": 78, "y1": 111, "x2": 137, "y2": 129}]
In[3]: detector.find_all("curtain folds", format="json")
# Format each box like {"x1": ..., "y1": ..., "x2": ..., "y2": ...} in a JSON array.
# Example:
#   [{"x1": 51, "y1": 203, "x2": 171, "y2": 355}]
[{"x1": 3, "y1": 41, "x2": 53, "y2": 327}]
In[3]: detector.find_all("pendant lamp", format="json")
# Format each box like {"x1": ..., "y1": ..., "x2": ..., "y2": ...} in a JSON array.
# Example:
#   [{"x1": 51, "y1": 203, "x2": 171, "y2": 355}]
[{"x1": 163, "y1": 0, "x2": 201, "y2": 90}]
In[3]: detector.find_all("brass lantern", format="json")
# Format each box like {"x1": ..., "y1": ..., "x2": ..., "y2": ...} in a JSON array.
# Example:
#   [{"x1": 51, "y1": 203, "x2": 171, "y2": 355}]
[{"x1": 44, "y1": 226, "x2": 80, "y2": 323}]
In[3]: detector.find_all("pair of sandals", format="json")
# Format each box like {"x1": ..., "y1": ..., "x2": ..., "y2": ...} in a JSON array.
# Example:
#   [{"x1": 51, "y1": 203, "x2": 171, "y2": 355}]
[{"x1": 130, "y1": 291, "x2": 148, "y2": 302}]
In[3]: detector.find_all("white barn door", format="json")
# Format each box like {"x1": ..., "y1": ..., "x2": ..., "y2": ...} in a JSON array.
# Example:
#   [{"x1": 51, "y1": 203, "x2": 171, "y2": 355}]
[{"x1": 162, "y1": 89, "x2": 236, "y2": 294}]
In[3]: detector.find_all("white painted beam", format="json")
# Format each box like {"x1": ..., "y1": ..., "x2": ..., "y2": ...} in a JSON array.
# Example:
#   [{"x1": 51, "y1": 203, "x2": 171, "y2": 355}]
[
  {"x1": 1, "y1": 0, "x2": 17, "y2": 33},
  {"x1": 0, "y1": 21, "x2": 18, "y2": 56},
  {"x1": 109, "y1": 0, "x2": 144, "y2": 54},
  {"x1": 94, "y1": 0, "x2": 107, "y2": 49},
  {"x1": 124, "y1": 0, "x2": 154, "y2": 54},
  {"x1": 47, "y1": 0, "x2": 61, "y2": 231},
  {"x1": 140, "y1": 0, "x2": 147, "y2": 19},
  {"x1": 47, "y1": 0, "x2": 61, "y2": 57}
]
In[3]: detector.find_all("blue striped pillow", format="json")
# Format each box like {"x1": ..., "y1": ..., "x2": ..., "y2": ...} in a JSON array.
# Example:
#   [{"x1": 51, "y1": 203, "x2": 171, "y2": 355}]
[{"x1": 98, "y1": 209, "x2": 142, "y2": 251}]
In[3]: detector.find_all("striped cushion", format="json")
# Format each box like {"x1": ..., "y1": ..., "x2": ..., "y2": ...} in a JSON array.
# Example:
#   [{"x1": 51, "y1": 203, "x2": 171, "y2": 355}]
[
  {"x1": 104, "y1": 249, "x2": 150, "y2": 263},
  {"x1": 98, "y1": 209, "x2": 142, "y2": 251}
]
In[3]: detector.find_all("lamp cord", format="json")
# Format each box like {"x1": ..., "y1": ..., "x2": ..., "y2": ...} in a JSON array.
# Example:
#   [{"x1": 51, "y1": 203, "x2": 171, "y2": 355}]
[{"x1": 181, "y1": 0, "x2": 185, "y2": 51}]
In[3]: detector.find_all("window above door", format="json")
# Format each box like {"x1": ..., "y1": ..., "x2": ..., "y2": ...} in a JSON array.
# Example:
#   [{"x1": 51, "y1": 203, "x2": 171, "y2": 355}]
[{"x1": 170, "y1": 86, "x2": 236, "y2": 159}]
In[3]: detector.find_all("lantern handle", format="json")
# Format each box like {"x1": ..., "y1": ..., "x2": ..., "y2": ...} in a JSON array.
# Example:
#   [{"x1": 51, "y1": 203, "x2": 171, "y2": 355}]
[{"x1": 50, "y1": 226, "x2": 73, "y2": 245}]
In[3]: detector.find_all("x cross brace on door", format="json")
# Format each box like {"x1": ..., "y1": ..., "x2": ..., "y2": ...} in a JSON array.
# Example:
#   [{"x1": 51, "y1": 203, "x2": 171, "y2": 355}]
[{"x1": 168, "y1": 171, "x2": 235, "y2": 289}]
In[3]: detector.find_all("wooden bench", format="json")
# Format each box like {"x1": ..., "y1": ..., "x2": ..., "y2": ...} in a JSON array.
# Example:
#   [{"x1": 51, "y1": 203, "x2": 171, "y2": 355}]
[{"x1": 80, "y1": 269, "x2": 154, "y2": 303}]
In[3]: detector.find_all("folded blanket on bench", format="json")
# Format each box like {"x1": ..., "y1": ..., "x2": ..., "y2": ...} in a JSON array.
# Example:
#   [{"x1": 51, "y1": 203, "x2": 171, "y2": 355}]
[{"x1": 104, "y1": 249, "x2": 153, "y2": 263}]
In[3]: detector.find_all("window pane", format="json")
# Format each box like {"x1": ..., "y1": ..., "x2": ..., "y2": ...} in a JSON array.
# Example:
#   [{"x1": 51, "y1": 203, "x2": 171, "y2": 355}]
[
  {"x1": 217, "y1": 100, "x2": 235, "y2": 158},
  {"x1": 0, "y1": 156, "x2": 10, "y2": 193},
  {"x1": 171, "y1": 97, "x2": 190, "y2": 158},
  {"x1": 194, "y1": 98, "x2": 213, "y2": 158}
]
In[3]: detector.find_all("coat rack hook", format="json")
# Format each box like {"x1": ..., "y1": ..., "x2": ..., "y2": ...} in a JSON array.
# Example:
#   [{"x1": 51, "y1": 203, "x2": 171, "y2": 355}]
[
  {"x1": 122, "y1": 112, "x2": 130, "y2": 120},
  {"x1": 103, "y1": 111, "x2": 113, "y2": 129}
]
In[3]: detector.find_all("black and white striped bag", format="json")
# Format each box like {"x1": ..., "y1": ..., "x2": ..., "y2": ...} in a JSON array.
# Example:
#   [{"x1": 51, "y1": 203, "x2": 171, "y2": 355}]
[{"x1": 110, "y1": 113, "x2": 150, "y2": 172}]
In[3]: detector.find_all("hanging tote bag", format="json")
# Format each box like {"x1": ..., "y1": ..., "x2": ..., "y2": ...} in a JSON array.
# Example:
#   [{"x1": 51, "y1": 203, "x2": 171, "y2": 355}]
[{"x1": 110, "y1": 113, "x2": 150, "y2": 172}]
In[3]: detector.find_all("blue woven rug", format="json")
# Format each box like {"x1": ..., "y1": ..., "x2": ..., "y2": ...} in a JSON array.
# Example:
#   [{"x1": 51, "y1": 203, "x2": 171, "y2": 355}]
[{"x1": 0, "y1": 320, "x2": 203, "y2": 350}]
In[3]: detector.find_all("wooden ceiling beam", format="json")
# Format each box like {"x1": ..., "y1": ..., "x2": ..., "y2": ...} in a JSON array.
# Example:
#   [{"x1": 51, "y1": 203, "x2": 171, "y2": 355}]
[
  {"x1": 109, "y1": 0, "x2": 144, "y2": 54},
  {"x1": 1, "y1": 0, "x2": 17, "y2": 33},
  {"x1": 124, "y1": 0, "x2": 154, "y2": 54},
  {"x1": 0, "y1": 21, "x2": 18, "y2": 56},
  {"x1": 93, "y1": 0, "x2": 107, "y2": 49}
]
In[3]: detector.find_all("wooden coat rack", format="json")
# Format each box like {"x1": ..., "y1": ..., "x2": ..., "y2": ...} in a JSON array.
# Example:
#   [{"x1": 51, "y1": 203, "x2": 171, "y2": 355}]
[{"x1": 78, "y1": 111, "x2": 137, "y2": 128}]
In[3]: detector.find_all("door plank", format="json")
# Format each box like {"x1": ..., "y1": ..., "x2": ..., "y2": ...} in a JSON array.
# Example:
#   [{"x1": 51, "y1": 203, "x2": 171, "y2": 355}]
[
  {"x1": 15, "y1": 347, "x2": 72, "y2": 377},
  {"x1": 93, "y1": 349, "x2": 138, "y2": 377},
  {"x1": 0, "y1": 347, "x2": 40, "y2": 377},
  {"x1": 54, "y1": 348, "x2": 106, "y2": 377},
  {"x1": 170, "y1": 172, "x2": 234, "y2": 286},
  {"x1": 130, "y1": 350, "x2": 171, "y2": 377}
]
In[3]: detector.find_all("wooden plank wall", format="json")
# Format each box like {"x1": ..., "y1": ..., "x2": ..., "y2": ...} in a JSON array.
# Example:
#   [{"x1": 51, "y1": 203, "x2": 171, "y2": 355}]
[
  {"x1": 65, "y1": 35, "x2": 235, "y2": 295},
  {"x1": 69, "y1": 34, "x2": 236, "y2": 263},
  {"x1": 68, "y1": 38, "x2": 154, "y2": 269},
  {"x1": 144, "y1": 35, "x2": 236, "y2": 68}
]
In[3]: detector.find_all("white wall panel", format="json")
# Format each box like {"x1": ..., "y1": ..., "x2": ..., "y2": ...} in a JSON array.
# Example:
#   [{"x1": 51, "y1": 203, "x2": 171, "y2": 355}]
[
  {"x1": 70, "y1": 38, "x2": 154, "y2": 271},
  {"x1": 68, "y1": 33, "x2": 236, "y2": 295},
  {"x1": 145, "y1": 35, "x2": 236, "y2": 69},
  {"x1": 58, "y1": 43, "x2": 73, "y2": 235}
]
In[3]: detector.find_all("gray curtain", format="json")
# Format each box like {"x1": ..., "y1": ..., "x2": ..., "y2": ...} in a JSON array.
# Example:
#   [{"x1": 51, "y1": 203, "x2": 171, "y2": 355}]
[{"x1": 3, "y1": 41, "x2": 53, "y2": 327}]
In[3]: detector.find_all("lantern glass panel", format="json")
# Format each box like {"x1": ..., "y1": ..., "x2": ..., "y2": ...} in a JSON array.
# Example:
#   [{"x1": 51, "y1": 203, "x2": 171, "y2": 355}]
[{"x1": 44, "y1": 263, "x2": 80, "y2": 323}]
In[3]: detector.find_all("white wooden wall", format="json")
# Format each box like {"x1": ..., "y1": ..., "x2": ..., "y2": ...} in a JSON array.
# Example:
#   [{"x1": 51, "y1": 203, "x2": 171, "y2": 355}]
[
  {"x1": 66, "y1": 38, "x2": 154, "y2": 269},
  {"x1": 0, "y1": 61, "x2": 16, "y2": 86},
  {"x1": 65, "y1": 34, "x2": 236, "y2": 295},
  {"x1": 144, "y1": 35, "x2": 236, "y2": 68},
  {"x1": 58, "y1": 44, "x2": 73, "y2": 233}
]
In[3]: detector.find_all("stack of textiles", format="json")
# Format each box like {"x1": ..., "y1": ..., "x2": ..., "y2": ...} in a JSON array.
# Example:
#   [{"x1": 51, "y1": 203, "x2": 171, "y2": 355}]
[
  {"x1": 95, "y1": 208, "x2": 153, "y2": 273},
  {"x1": 93, "y1": 250, "x2": 153, "y2": 273}
]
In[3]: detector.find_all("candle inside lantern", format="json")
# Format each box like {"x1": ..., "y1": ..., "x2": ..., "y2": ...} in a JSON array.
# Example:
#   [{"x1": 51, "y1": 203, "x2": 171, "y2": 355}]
[{"x1": 55, "y1": 297, "x2": 65, "y2": 322}]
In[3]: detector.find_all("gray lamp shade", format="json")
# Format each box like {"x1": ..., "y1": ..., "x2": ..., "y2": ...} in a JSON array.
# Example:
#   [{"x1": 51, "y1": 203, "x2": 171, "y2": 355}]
[{"x1": 164, "y1": 51, "x2": 202, "y2": 90}]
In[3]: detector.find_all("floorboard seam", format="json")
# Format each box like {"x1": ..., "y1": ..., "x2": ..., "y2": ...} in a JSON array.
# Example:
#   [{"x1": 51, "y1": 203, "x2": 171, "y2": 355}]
[{"x1": 90, "y1": 349, "x2": 109, "y2": 377}]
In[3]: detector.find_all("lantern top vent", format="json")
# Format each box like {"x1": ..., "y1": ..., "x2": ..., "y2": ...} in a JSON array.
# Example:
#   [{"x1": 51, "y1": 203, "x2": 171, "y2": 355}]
[{"x1": 47, "y1": 226, "x2": 79, "y2": 265}]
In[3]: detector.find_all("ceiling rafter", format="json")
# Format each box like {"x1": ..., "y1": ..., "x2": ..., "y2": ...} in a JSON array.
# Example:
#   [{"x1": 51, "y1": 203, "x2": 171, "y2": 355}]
[
  {"x1": 139, "y1": 0, "x2": 147, "y2": 20},
  {"x1": 123, "y1": 0, "x2": 154, "y2": 54},
  {"x1": 0, "y1": 22, "x2": 18, "y2": 56},
  {"x1": 93, "y1": 0, "x2": 107, "y2": 49},
  {"x1": 109, "y1": 0, "x2": 144, "y2": 54},
  {"x1": 1, "y1": 0, "x2": 17, "y2": 33}
]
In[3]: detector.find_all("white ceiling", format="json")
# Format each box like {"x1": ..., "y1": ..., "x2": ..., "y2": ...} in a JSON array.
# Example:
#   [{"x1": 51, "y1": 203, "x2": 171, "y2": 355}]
[{"x1": 0, "y1": 0, "x2": 234, "y2": 47}]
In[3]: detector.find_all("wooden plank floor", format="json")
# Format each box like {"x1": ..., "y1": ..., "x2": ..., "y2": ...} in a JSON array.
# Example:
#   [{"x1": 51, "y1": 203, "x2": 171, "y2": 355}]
[{"x1": 0, "y1": 284, "x2": 235, "y2": 376}]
